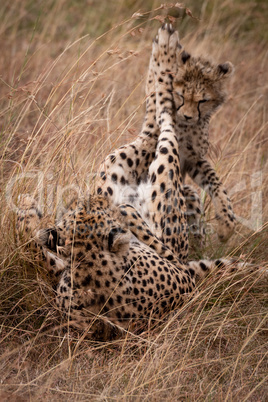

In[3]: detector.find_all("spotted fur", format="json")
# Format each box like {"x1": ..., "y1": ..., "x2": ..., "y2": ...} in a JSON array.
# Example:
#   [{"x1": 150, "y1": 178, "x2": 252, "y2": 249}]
[
  {"x1": 173, "y1": 51, "x2": 236, "y2": 241},
  {"x1": 15, "y1": 25, "x2": 243, "y2": 340},
  {"x1": 95, "y1": 30, "x2": 236, "y2": 243}
]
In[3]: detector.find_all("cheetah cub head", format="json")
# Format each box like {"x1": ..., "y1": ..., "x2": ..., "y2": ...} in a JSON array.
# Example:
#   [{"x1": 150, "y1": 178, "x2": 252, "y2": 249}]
[{"x1": 174, "y1": 50, "x2": 234, "y2": 125}]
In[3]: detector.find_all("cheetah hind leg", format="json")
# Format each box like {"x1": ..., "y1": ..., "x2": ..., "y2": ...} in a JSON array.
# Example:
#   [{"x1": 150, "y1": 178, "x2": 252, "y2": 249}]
[{"x1": 187, "y1": 257, "x2": 266, "y2": 284}]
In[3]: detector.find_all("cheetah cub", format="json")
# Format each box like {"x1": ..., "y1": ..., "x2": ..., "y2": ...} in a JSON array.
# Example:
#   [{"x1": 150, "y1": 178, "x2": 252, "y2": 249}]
[{"x1": 173, "y1": 50, "x2": 236, "y2": 241}]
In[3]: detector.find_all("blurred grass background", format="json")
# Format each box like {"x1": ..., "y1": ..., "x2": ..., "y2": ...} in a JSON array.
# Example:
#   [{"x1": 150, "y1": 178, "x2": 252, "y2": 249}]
[{"x1": 0, "y1": 0, "x2": 267, "y2": 400}]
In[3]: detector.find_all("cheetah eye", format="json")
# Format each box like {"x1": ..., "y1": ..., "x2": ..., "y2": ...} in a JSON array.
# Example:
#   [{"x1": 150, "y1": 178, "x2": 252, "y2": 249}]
[{"x1": 199, "y1": 99, "x2": 209, "y2": 104}]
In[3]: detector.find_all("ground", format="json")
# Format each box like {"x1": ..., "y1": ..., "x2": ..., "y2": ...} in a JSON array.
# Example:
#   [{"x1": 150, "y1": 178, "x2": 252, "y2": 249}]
[{"x1": 0, "y1": 1, "x2": 268, "y2": 400}]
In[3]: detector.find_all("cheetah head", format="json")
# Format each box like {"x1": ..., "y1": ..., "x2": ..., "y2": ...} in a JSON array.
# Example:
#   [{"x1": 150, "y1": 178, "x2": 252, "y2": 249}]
[
  {"x1": 174, "y1": 51, "x2": 234, "y2": 125},
  {"x1": 37, "y1": 196, "x2": 132, "y2": 264}
]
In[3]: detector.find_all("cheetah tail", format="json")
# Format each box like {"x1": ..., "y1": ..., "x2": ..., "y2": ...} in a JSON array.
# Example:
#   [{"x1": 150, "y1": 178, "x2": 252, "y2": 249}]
[{"x1": 187, "y1": 258, "x2": 260, "y2": 282}]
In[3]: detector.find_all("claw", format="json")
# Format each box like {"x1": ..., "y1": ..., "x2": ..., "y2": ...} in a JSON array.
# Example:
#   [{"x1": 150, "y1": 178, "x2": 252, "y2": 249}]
[
  {"x1": 168, "y1": 23, "x2": 174, "y2": 34},
  {"x1": 161, "y1": 23, "x2": 174, "y2": 34}
]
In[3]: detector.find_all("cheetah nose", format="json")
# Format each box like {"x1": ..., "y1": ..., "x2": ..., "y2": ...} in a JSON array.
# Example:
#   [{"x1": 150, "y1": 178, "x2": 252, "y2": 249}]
[{"x1": 184, "y1": 114, "x2": 192, "y2": 121}]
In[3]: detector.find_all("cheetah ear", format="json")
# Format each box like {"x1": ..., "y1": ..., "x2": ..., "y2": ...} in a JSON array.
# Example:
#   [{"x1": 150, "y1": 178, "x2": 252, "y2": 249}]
[
  {"x1": 216, "y1": 61, "x2": 234, "y2": 78},
  {"x1": 108, "y1": 227, "x2": 131, "y2": 253},
  {"x1": 37, "y1": 227, "x2": 64, "y2": 252},
  {"x1": 180, "y1": 50, "x2": 191, "y2": 65}
]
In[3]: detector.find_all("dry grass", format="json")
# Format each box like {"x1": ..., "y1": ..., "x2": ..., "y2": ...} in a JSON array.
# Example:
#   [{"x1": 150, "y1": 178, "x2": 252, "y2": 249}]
[{"x1": 0, "y1": 1, "x2": 268, "y2": 400}]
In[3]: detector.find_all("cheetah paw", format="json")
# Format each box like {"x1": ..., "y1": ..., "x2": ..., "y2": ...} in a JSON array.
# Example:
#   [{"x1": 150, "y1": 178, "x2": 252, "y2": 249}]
[
  {"x1": 17, "y1": 194, "x2": 39, "y2": 211},
  {"x1": 216, "y1": 218, "x2": 236, "y2": 242},
  {"x1": 152, "y1": 23, "x2": 179, "y2": 70}
]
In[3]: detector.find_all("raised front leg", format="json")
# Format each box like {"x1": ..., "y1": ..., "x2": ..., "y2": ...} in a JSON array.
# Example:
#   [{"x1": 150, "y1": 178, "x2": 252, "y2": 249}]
[
  {"x1": 118, "y1": 203, "x2": 178, "y2": 262},
  {"x1": 94, "y1": 46, "x2": 160, "y2": 201},
  {"x1": 188, "y1": 158, "x2": 236, "y2": 241},
  {"x1": 145, "y1": 24, "x2": 188, "y2": 262}
]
